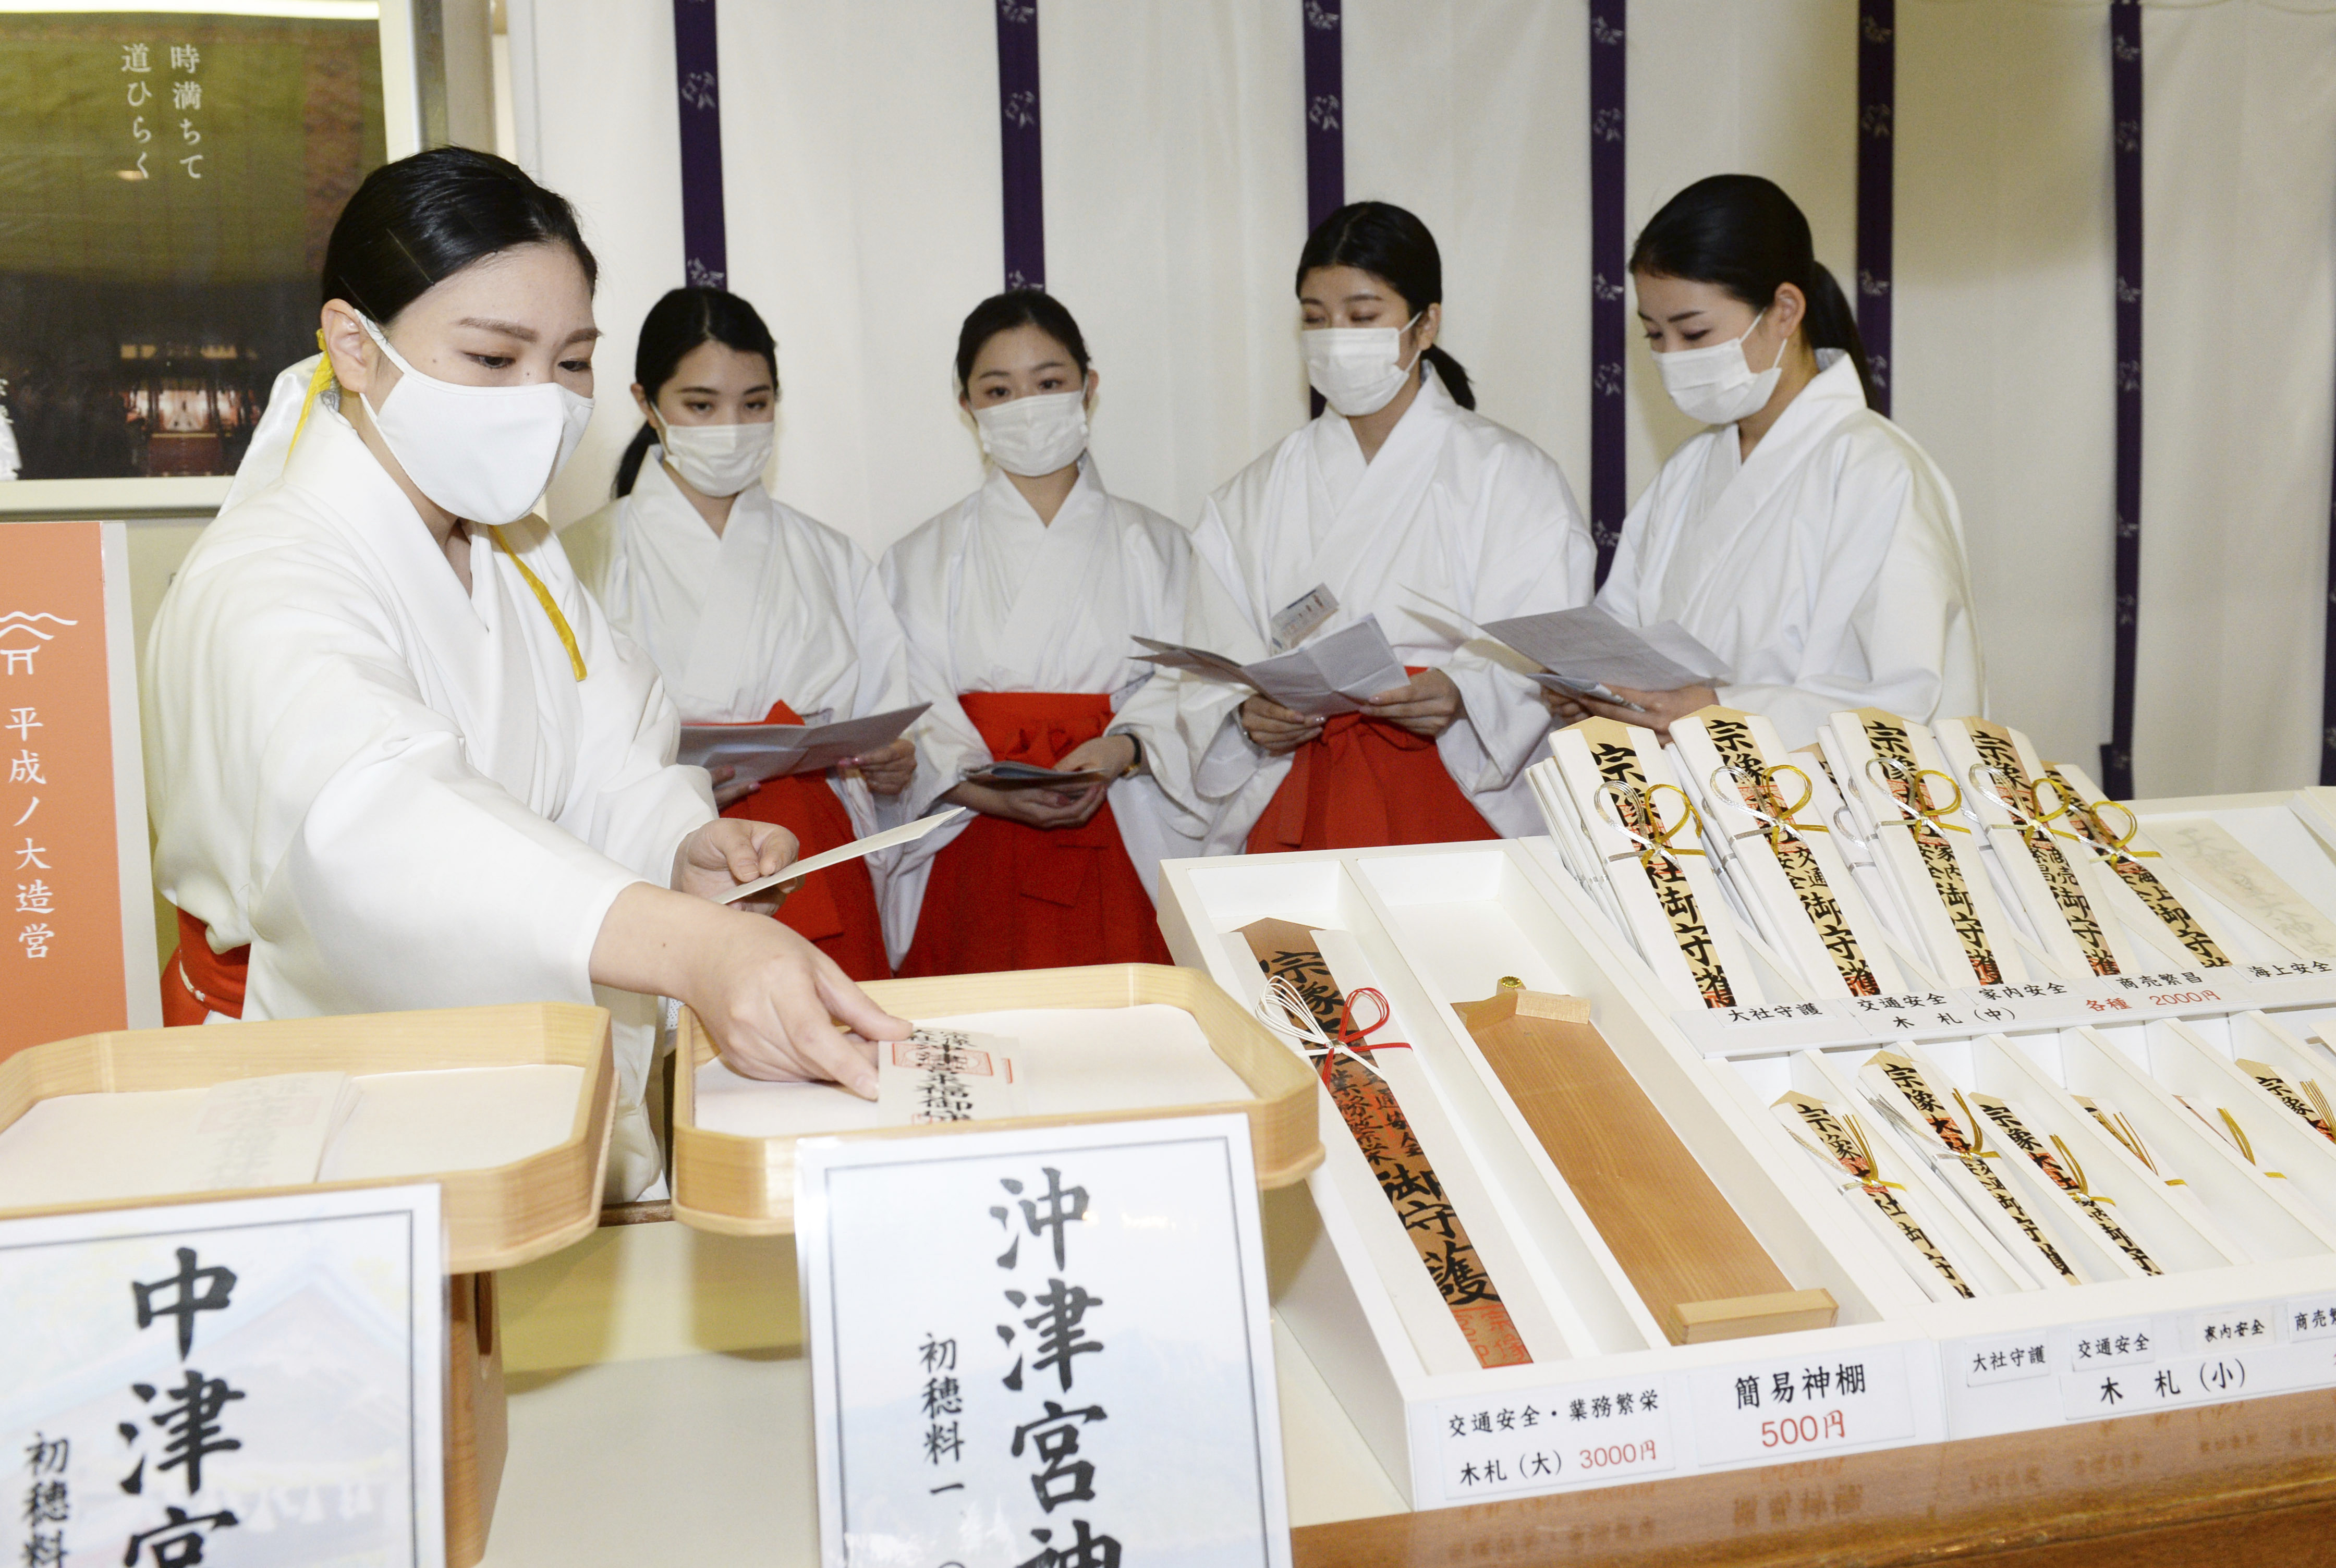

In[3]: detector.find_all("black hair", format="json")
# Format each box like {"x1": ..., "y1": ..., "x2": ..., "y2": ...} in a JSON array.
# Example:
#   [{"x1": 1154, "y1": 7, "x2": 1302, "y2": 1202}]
[
  {"x1": 614, "y1": 287, "x2": 781, "y2": 497},
  {"x1": 1628, "y1": 174, "x2": 1877, "y2": 409},
  {"x1": 1294, "y1": 201, "x2": 1474, "y2": 411},
  {"x1": 320, "y1": 146, "x2": 598, "y2": 325},
  {"x1": 954, "y1": 290, "x2": 1091, "y2": 395}
]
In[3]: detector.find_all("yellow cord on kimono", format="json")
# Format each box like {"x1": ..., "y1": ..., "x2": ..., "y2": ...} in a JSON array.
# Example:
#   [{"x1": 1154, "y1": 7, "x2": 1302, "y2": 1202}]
[
  {"x1": 286, "y1": 330, "x2": 335, "y2": 456},
  {"x1": 488, "y1": 525, "x2": 587, "y2": 681}
]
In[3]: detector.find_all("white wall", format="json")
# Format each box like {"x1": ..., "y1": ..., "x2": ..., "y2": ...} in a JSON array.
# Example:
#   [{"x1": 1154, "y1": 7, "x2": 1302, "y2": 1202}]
[{"x1": 508, "y1": 0, "x2": 2336, "y2": 797}]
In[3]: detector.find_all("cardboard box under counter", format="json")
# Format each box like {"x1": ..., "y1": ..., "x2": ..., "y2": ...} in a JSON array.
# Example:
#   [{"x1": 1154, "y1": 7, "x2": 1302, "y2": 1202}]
[
  {"x1": 671, "y1": 962, "x2": 1323, "y2": 1235},
  {"x1": 0, "y1": 1001, "x2": 617, "y2": 1568}
]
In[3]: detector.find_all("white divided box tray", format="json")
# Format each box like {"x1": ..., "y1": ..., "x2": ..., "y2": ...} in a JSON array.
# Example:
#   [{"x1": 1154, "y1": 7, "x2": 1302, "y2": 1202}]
[
  {"x1": 1156, "y1": 840, "x2": 1942, "y2": 1510},
  {"x1": 1526, "y1": 780, "x2": 2336, "y2": 1447}
]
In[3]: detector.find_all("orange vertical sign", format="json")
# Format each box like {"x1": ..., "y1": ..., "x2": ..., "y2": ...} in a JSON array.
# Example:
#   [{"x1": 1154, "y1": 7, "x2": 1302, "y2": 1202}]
[{"x1": 3, "y1": 522, "x2": 134, "y2": 1057}]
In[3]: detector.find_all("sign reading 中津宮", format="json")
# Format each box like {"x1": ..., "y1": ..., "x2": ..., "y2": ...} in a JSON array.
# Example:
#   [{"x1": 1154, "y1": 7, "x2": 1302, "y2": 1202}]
[
  {"x1": 1, "y1": 1184, "x2": 445, "y2": 1567},
  {"x1": 3, "y1": 519, "x2": 160, "y2": 1060},
  {"x1": 798, "y1": 1113, "x2": 1291, "y2": 1568}
]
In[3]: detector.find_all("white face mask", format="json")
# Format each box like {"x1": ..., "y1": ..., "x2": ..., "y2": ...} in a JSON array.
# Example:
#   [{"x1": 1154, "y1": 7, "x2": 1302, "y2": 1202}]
[
  {"x1": 359, "y1": 315, "x2": 592, "y2": 524},
  {"x1": 1653, "y1": 308, "x2": 1787, "y2": 426},
  {"x1": 653, "y1": 413, "x2": 774, "y2": 497},
  {"x1": 1301, "y1": 312, "x2": 1424, "y2": 418},
  {"x1": 972, "y1": 388, "x2": 1089, "y2": 477}
]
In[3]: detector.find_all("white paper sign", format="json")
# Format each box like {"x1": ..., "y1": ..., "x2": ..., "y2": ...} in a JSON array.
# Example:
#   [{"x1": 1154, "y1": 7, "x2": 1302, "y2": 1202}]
[
  {"x1": 0, "y1": 1184, "x2": 445, "y2": 1568},
  {"x1": 1687, "y1": 1345, "x2": 1917, "y2": 1464},
  {"x1": 1431, "y1": 1379, "x2": 1675, "y2": 1503},
  {"x1": 798, "y1": 1114, "x2": 1289, "y2": 1568}
]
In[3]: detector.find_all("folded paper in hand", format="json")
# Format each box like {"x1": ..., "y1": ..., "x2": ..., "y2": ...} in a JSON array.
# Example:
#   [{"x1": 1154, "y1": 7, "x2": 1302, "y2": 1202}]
[
  {"x1": 679, "y1": 702, "x2": 931, "y2": 786},
  {"x1": 1481, "y1": 606, "x2": 1732, "y2": 701},
  {"x1": 959, "y1": 759, "x2": 1110, "y2": 789},
  {"x1": 1134, "y1": 614, "x2": 1409, "y2": 718},
  {"x1": 716, "y1": 807, "x2": 968, "y2": 906}
]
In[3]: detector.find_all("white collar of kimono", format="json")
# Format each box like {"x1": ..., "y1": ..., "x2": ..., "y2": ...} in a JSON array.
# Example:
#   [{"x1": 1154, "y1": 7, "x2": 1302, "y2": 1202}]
[
  {"x1": 980, "y1": 448, "x2": 1103, "y2": 526},
  {"x1": 1311, "y1": 359, "x2": 1459, "y2": 459},
  {"x1": 631, "y1": 443, "x2": 770, "y2": 541}
]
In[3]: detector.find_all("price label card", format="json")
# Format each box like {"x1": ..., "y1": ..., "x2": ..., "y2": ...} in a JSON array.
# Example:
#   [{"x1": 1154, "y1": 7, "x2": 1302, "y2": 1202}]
[
  {"x1": 1672, "y1": 1001, "x2": 1873, "y2": 1059},
  {"x1": 1832, "y1": 990, "x2": 1998, "y2": 1037},
  {"x1": 797, "y1": 1113, "x2": 1289, "y2": 1568},
  {"x1": 2242, "y1": 960, "x2": 2336, "y2": 1007},
  {"x1": 1951, "y1": 1333, "x2": 2055, "y2": 1388},
  {"x1": 1688, "y1": 1345, "x2": 1918, "y2": 1465},
  {"x1": 2064, "y1": 969, "x2": 2255, "y2": 1019},
  {"x1": 1430, "y1": 1380, "x2": 1675, "y2": 1503},
  {"x1": 0, "y1": 1184, "x2": 444, "y2": 1568}
]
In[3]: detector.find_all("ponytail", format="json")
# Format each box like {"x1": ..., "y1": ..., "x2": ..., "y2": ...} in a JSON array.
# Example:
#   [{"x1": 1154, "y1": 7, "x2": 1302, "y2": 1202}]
[
  {"x1": 1631, "y1": 174, "x2": 1877, "y2": 410},
  {"x1": 1422, "y1": 345, "x2": 1474, "y2": 411},
  {"x1": 1297, "y1": 201, "x2": 1477, "y2": 412},
  {"x1": 611, "y1": 285, "x2": 780, "y2": 498},
  {"x1": 614, "y1": 423, "x2": 657, "y2": 497},
  {"x1": 1798, "y1": 262, "x2": 1878, "y2": 410}
]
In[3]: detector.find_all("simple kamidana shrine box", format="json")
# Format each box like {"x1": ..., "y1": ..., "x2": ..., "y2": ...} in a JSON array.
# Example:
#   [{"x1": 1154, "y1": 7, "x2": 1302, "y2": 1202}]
[
  {"x1": 0, "y1": 1001, "x2": 616, "y2": 1568},
  {"x1": 672, "y1": 963, "x2": 1322, "y2": 1235}
]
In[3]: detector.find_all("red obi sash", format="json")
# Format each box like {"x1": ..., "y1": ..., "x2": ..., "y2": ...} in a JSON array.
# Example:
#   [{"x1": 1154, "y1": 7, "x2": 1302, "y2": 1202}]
[
  {"x1": 1246, "y1": 668, "x2": 1499, "y2": 853},
  {"x1": 896, "y1": 690, "x2": 1169, "y2": 976},
  {"x1": 163, "y1": 906, "x2": 248, "y2": 1026}
]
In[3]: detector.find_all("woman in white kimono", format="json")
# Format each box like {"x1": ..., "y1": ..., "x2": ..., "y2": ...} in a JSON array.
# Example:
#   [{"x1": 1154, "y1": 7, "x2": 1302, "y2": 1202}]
[
  {"x1": 1567, "y1": 175, "x2": 1984, "y2": 745},
  {"x1": 144, "y1": 149, "x2": 904, "y2": 1200},
  {"x1": 881, "y1": 291, "x2": 1200, "y2": 974},
  {"x1": 1177, "y1": 201, "x2": 1596, "y2": 854},
  {"x1": 565, "y1": 287, "x2": 914, "y2": 981}
]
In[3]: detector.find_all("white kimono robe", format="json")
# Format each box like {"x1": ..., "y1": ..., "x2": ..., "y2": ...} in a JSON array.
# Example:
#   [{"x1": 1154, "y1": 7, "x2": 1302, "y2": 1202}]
[
  {"x1": 1598, "y1": 351, "x2": 1986, "y2": 746},
  {"x1": 144, "y1": 408, "x2": 715, "y2": 1202},
  {"x1": 879, "y1": 456, "x2": 1201, "y2": 960},
  {"x1": 565, "y1": 454, "x2": 914, "y2": 838},
  {"x1": 1171, "y1": 368, "x2": 1596, "y2": 852}
]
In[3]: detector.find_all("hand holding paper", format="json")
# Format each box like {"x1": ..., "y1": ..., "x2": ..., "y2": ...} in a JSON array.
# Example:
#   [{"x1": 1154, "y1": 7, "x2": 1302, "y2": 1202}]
[
  {"x1": 1481, "y1": 606, "x2": 1731, "y2": 697},
  {"x1": 1135, "y1": 614, "x2": 1409, "y2": 719},
  {"x1": 716, "y1": 808, "x2": 969, "y2": 906},
  {"x1": 679, "y1": 703, "x2": 931, "y2": 787}
]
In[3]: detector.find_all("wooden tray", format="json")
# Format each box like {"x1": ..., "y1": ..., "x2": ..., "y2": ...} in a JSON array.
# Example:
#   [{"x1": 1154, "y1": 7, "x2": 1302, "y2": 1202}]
[
  {"x1": 0, "y1": 1002, "x2": 614, "y2": 1273},
  {"x1": 672, "y1": 963, "x2": 1323, "y2": 1235}
]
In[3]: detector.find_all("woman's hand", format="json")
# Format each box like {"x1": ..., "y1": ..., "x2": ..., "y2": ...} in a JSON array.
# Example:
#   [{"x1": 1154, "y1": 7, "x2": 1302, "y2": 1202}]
[
  {"x1": 943, "y1": 778, "x2": 1109, "y2": 830},
  {"x1": 1360, "y1": 668, "x2": 1463, "y2": 738},
  {"x1": 1239, "y1": 694, "x2": 1321, "y2": 754},
  {"x1": 1572, "y1": 683, "x2": 1720, "y2": 744},
  {"x1": 591, "y1": 884, "x2": 908, "y2": 1094},
  {"x1": 707, "y1": 762, "x2": 760, "y2": 810},
  {"x1": 843, "y1": 737, "x2": 917, "y2": 798},
  {"x1": 672, "y1": 817, "x2": 798, "y2": 903},
  {"x1": 1056, "y1": 733, "x2": 1139, "y2": 779},
  {"x1": 1541, "y1": 686, "x2": 1589, "y2": 725}
]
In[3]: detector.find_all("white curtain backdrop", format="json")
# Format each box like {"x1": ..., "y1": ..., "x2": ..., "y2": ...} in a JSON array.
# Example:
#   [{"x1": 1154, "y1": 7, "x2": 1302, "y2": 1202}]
[{"x1": 508, "y1": 0, "x2": 2336, "y2": 798}]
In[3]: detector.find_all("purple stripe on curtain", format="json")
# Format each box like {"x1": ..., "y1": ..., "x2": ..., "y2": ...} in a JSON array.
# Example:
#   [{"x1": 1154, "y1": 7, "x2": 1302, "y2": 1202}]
[
  {"x1": 672, "y1": 0, "x2": 725, "y2": 288},
  {"x1": 1302, "y1": 0, "x2": 1343, "y2": 230},
  {"x1": 1589, "y1": 0, "x2": 1626, "y2": 585},
  {"x1": 2104, "y1": 0, "x2": 2142, "y2": 798},
  {"x1": 996, "y1": 0, "x2": 1044, "y2": 291},
  {"x1": 1855, "y1": 0, "x2": 1894, "y2": 418}
]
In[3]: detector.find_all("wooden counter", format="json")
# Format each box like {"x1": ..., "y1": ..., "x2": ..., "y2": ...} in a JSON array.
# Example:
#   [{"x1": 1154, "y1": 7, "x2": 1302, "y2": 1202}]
[{"x1": 1292, "y1": 1385, "x2": 2336, "y2": 1566}]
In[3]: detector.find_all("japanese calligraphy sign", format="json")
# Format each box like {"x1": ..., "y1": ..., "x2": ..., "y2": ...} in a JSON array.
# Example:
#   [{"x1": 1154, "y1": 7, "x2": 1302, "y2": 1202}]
[
  {"x1": 1688, "y1": 1343, "x2": 1920, "y2": 1464},
  {"x1": 797, "y1": 1113, "x2": 1290, "y2": 1568},
  {"x1": 3, "y1": 521, "x2": 158, "y2": 1060},
  {"x1": 0, "y1": 1183, "x2": 444, "y2": 1567}
]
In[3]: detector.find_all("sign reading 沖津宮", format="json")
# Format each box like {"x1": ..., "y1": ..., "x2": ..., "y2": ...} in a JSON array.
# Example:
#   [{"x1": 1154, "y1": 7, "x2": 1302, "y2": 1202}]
[
  {"x1": 0, "y1": 1183, "x2": 445, "y2": 1567},
  {"x1": 3, "y1": 519, "x2": 160, "y2": 1059},
  {"x1": 797, "y1": 1112, "x2": 1290, "y2": 1568}
]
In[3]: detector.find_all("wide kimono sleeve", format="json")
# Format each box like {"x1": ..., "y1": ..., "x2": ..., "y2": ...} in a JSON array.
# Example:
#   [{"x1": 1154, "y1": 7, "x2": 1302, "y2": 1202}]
[
  {"x1": 1098, "y1": 507, "x2": 1207, "y2": 828},
  {"x1": 146, "y1": 524, "x2": 702, "y2": 1019},
  {"x1": 528, "y1": 519, "x2": 715, "y2": 890},
  {"x1": 1718, "y1": 428, "x2": 1986, "y2": 743},
  {"x1": 876, "y1": 512, "x2": 989, "y2": 822},
  {"x1": 1432, "y1": 431, "x2": 1598, "y2": 793}
]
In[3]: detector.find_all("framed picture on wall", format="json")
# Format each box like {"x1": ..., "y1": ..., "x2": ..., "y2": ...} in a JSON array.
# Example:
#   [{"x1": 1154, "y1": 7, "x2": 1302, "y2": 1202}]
[{"x1": 0, "y1": 0, "x2": 425, "y2": 516}]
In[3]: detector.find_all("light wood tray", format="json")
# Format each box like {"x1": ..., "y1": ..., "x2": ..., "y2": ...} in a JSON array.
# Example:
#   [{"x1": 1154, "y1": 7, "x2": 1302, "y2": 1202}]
[
  {"x1": 672, "y1": 963, "x2": 1323, "y2": 1235},
  {"x1": 0, "y1": 1002, "x2": 614, "y2": 1273}
]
